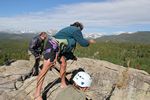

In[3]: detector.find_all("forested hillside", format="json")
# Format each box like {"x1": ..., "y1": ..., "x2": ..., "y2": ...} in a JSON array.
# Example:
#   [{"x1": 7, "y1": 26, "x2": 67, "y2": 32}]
[
  {"x1": 0, "y1": 32, "x2": 150, "y2": 73},
  {"x1": 96, "y1": 31, "x2": 150, "y2": 44}
]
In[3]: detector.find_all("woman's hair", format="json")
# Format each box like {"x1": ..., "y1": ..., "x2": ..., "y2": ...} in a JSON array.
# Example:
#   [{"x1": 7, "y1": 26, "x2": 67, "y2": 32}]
[
  {"x1": 39, "y1": 32, "x2": 47, "y2": 36},
  {"x1": 70, "y1": 22, "x2": 84, "y2": 30}
]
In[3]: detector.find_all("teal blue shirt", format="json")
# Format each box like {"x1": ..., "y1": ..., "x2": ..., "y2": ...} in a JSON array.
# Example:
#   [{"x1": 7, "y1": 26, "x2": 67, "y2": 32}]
[{"x1": 54, "y1": 26, "x2": 89, "y2": 52}]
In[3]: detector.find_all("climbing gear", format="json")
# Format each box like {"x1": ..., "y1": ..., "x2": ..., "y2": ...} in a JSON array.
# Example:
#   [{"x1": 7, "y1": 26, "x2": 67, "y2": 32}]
[
  {"x1": 52, "y1": 38, "x2": 68, "y2": 54},
  {"x1": 43, "y1": 37, "x2": 60, "y2": 51},
  {"x1": 73, "y1": 72, "x2": 92, "y2": 87}
]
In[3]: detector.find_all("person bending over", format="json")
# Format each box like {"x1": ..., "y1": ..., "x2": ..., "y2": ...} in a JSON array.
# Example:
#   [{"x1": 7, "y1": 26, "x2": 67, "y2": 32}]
[
  {"x1": 34, "y1": 37, "x2": 59, "y2": 100},
  {"x1": 54, "y1": 22, "x2": 96, "y2": 88}
]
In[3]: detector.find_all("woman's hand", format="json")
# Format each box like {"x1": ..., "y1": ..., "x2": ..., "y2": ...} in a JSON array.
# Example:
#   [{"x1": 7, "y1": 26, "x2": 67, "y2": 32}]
[{"x1": 89, "y1": 39, "x2": 96, "y2": 44}]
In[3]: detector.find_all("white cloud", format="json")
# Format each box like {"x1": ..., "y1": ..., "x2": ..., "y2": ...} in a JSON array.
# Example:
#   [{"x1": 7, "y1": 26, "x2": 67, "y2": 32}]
[{"x1": 0, "y1": 0, "x2": 150, "y2": 34}]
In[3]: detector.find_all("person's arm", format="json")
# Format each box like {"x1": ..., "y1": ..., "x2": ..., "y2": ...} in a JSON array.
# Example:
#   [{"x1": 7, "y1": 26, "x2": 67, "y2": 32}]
[
  {"x1": 72, "y1": 30, "x2": 96, "y2": 47},
  {"x1": 88, "y1": 39, "x2": 96, "y2": 44},
  {"x1": 29, "y1": 38, "x2": 40, "y2": 58},
  {"x1": 72, "y1": 30, "x2": 89, "y2": 47}
]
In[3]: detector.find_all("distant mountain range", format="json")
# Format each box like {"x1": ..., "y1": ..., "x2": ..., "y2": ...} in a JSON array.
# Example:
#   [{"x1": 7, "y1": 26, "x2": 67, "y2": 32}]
[
  {"x1": 0, "y1": 29, "x2": 56, "y2": 41},
  {"x1": 0, "y1": 31, "x2": 35, "y2": 41},
  {"x1": 83, "y1": 33, "x2": 102, "y2": 39},
  {"x1": 0, "y1": 31, "x2": 150, "y2": 44},
  {"x1": 96, "y1": 31, "x2": 150, "y2": 44}
]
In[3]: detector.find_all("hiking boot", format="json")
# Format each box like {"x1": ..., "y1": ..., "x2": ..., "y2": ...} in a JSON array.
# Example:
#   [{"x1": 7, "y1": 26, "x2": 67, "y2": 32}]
[
  {"x1": 31, "y1": 67, "x2": 39, "y2": 76},
  {"x1": 32, "y1": 71, "x2": 39, "y2": 76}
]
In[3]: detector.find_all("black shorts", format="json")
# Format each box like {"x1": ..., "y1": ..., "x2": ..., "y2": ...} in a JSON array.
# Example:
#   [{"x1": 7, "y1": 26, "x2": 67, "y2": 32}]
[
  {"x1": 58, "y1": 52, "x2": 76, "y2": 62},
  {"x1": 43, "y1": 39, "x2": 59, "y2": 62}
]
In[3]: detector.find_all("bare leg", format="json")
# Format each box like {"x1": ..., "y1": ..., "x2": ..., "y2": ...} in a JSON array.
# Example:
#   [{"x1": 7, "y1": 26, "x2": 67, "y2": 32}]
[
  {"x1": 60, "y1": 56, "x2": 67, "y2": 88},
  {"x1": 34, "y1": 59, "x2": 53, "y2": 100}
]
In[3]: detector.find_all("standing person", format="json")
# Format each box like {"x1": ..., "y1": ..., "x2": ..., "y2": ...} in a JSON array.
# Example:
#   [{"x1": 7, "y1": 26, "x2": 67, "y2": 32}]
[
  {"x1": 55, "y1": 71, "x2": 92, "y2": 100},
  {"x1": 34, "y1": 37, "x2": 59, "y2": 100},
  {"x1": 28, "y1": 32, "x2": 47, "y2": 76},
  {"x1": 54, "y1": 22, "x2": 96, "y2": 88}
]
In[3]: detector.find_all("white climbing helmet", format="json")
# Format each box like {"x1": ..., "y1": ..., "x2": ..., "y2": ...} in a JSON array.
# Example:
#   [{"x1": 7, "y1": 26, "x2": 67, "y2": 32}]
[{"x1": 73, "y1": 71, "x2": 92, "y2": 87}]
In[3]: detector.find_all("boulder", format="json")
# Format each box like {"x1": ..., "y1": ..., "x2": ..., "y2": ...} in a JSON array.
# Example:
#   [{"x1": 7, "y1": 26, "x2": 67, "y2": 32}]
[{"x1": 0, "y1": 58, "x2": 149, "y2": 100}]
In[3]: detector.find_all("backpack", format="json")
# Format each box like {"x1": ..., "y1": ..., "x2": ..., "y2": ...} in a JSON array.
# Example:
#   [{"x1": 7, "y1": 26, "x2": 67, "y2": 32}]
[
  {"x1": 43, "y1": 37, "x2": 76, "y2": 63},
  {"x1": 58, "y1": 38, "x2": 76, "y2": 54},
  {"x1": 56, "y1": 38, "x2": 77, "y2": 63},
  {"x1": 43, "y1": 37, "x2": 76, "y2": 54}
]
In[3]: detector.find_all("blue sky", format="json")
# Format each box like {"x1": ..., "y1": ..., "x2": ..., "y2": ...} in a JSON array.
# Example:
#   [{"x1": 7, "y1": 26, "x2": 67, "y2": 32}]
[
  {"x1": 0, "y1": 0, "x2": 150, "y2": 35},
  {"x1": 0, "y1": 0, "x2": 102, "y2": 17}
]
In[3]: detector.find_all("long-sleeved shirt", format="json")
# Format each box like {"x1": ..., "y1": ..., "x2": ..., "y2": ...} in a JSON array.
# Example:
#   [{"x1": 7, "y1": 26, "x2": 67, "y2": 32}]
[
  {"x1": 54, "y1": 26, "x2": 89, "y2": 52},
  {"x1": 29, "y1": 35, "x2": 44, "y2": 57}
]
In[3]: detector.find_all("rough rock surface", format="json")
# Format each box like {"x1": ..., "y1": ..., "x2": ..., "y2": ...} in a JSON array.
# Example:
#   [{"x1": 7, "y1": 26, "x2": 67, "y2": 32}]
[{"x1": 0, "y1": 58, "x2": 149, "y2": 100}]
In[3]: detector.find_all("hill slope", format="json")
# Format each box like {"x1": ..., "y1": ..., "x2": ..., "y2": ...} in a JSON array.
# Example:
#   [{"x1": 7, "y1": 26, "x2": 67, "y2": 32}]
[
  {"x1": 96, "y1": 31, "x2": 150, "y2": 44},
  {"x1": 0, "y1": 32, "x2": 35, "y2": 41},
  {"x1": 1, "y1": 31, "x2": 150, "y2": 44}
]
